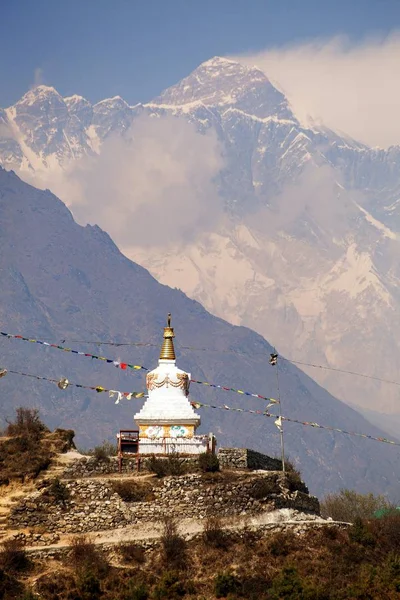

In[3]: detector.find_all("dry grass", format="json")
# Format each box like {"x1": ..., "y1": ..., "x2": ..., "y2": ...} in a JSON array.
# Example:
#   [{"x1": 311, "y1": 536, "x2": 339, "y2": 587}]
[
  {"x1": 118, "y1": 542, "x2": 146, "y2": 564},
  {"x1": 112, "y1": 479, "x2": 154, "y2": 502},
  {"x1": 0, "y1": 435, "x2": 52, "y2": 483},
  {"x1": 202, "y1": 516, "x2": 232, "y2": 550},
  {"x1": 9, "y1": 515, "x2": 400, "y2": 599}
]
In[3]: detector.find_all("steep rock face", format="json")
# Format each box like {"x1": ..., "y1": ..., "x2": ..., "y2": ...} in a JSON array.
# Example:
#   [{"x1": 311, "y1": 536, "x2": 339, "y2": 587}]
[
  {"x1": 1, "y1": 167, "x2": 400, "y2": 498},
  {"x1": 2, "y1": 58, "x2": 400, "y2": 416}
]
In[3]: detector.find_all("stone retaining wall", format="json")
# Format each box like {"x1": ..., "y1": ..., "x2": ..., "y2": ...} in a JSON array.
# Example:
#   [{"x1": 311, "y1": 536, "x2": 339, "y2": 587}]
[
  {"x1": 62, "y1": 456, "x2": 200, "y2": 479},
  {"x1": 8, "y1": 471, "x2": 319, "y2": 534},
  {"x1": 63, "y1": 448, "x2": 284, "y2": 479},
  {"x1": 218, "y1": 448, "x2": 283, "y2": 472}
]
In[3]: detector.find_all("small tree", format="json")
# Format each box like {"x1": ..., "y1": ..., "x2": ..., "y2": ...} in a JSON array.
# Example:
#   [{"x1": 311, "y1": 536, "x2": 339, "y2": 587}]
[
  {"x1": 160, "y1": 516, "x2": 187, "y2": 568},
  {"x1": 321, "y1": 489, "x2": 392, "y2": 523},
  {"x1": 6, "y1": 407, "x2": 48, "y2": 440}
]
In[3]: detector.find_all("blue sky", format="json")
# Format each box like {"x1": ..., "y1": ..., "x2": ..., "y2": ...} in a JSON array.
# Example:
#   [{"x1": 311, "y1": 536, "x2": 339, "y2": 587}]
[{"x1": 1, "y1": 0, "x2": 400, "y2": 107}]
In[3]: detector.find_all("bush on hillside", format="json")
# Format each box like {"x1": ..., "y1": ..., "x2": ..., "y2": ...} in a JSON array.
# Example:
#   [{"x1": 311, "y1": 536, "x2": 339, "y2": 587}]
[
  {"x1": 214, "y1": 572, "x2": 240, "y2": 598},
  {"x1": 202, "y1": 516, "x2": 231, "y2": 550},
  {"x1": 321, "y1": 489, "x2": 392, "y2": 522},
  {"x1": 153, "y1": 571, "x2": 186, "y2": 600},
  {"x1": 0, "y1": 538, "x2": 30, "y2": 573},
  {"x1": 112, "y1": 480, "x2": 154, "y2": 502},
  {"x1": 160, "y1": 516, "x2": 187, "y2": 568},
  {"x1": 198, "y1": 452, "x2": 220, "y2": 473},
  {"x1": 46, "y1": 478, "x2": 70, "y2": 506},
  {"x1": 0, "y1": 435, "x2": 52, "y2": 482},
  {"x1": 68, "y1": 535, "x2": 109, "y2": 578},
  {"x1": 270, "y1": 566, "x2": 303, "y2": 599},
  {"x1": 6, "y1": 407, "x2": 48, "y2": 440},
  {"x1": 269, "y1": 531, "x2": 297, "y2": 557},
  {"x1": 349, "y1": 517, "x2": 376, "y2": 547},
  {"x1": 369, "y1": 510, "x2": 400, "y2": 551},
  {"x1": 147, "y1": 454, "x2": 187, "y2": 478},
  {"x1": 95, "y1": 439, "x2": 117, "y2": 457}
]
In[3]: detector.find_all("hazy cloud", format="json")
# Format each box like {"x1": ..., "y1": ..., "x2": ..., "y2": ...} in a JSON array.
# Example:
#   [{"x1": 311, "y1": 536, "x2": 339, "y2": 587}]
[
  {"x1": 28, "y1": 114, "x2": 224, "y2": 247},
  {"x1": 33, "y1": 67, "x2": 44, "y2": 87},
  {"x1": 245, "y1": 163, "x2": 358, "y2": 247},
  {"x1": 236, "y1": 32, "x2": 400, "y2": 148}
]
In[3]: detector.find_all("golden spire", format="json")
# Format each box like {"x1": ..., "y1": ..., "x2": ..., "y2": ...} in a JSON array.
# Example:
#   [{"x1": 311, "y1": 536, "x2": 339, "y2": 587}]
[{"x1": 159, "y1": 313, "x2": 176, "y2": 360}]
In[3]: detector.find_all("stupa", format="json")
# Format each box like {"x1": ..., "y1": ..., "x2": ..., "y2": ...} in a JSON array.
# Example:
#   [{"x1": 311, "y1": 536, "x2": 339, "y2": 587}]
[{"x1": 133, "y1": 315, "x2": 213, "y2": 455}]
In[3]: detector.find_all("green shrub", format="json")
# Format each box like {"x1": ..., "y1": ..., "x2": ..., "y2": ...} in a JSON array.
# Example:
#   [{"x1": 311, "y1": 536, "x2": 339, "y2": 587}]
[
  {"x1": 0, "y1": 538, "x2": 30, "y2": 573},
  {"x1": 152, "y1": 570, "x2": 187, "y2": 599},
  {"x1": 124, "y1": 582, "x2": 149, "y2": 600},
  {"x1": 214, "y1": 572, "x2": 240, "y2": 598},
  {"x1": 270, "y1": 566, "x2": 303, "y2": 599},
  {"x1": 165, "y1": 454, "x2": 187, "y2": 476},
  {"x1": 349, "y1": 517, "x2": 376, "y2": 547},
  {"x1": 153, "y1": 570, "x2": 186, "y2": 599},
  {"x1": 198, "y1": 452, "x2": 219, "y2": 473}
]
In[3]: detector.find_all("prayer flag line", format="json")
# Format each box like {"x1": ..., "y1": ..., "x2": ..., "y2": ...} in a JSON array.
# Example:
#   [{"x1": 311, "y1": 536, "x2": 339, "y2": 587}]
[
  {"x1": 0, "y1": 330, "x2": 278, "y2": 405},
  {"x1": 190, "y1": 401, "x2": 400, "y2": 448}
]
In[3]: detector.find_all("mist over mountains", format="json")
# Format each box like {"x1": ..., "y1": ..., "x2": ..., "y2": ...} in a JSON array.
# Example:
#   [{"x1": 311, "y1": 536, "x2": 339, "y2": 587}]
[
  {"x1": 1, "y1": 166, "x2": 400, "y2": 500},
  {"x1": 2, "y1": 56, "x2": 400, "y2": 423}
]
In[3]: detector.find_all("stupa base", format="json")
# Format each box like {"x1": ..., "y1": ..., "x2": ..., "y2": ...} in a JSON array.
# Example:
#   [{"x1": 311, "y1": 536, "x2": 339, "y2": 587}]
[{"x1": 138, "y1": 435, "x2": 212, "y2": 455}]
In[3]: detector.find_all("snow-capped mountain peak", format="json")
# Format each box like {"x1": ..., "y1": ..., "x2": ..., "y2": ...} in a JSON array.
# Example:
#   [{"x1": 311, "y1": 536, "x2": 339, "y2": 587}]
[
  {"x1": 151, "y1": 55, "x2": 293, "y2": 120},
  {"x1": 12, "y1": 85, "x2": 62, "y2": 109}
]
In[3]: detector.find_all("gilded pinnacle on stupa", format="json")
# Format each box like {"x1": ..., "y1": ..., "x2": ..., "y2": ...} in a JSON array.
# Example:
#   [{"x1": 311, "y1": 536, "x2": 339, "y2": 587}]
[{"x1": 159, "y1": 313, "x2": 176, "y2": 361}]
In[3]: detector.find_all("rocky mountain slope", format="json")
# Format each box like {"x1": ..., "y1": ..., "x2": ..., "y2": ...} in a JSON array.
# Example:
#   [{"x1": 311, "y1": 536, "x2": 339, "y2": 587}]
[
  {"x1": 2, "y1": 58, "x2": 400, "y2": 416},
  {"x1": 0, "y1": 166, "x2": 400, "y2": 499}
]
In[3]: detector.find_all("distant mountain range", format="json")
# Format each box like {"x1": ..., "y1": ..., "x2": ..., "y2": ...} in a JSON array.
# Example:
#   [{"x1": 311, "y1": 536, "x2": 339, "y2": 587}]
[
  {"x1": 2, "y1": 57, "x2": 400, "y2": 420},
  {"x1": 0, "y1": 166, "x2": 399, "y2": 500}
]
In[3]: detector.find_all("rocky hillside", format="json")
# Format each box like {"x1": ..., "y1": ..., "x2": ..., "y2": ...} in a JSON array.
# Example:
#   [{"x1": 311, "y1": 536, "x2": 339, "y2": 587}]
[
  {"x1": 2, "y1": 58, "x2": 400, "y2": 416},
  {"x1": 0, "y1": 167, "x2": 400, "y2": 499},
  {"x1": 0, "y1": 430, "x2": 398, "y2": 600}
]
